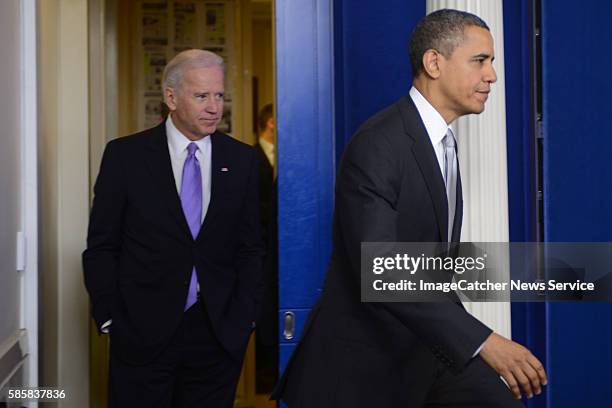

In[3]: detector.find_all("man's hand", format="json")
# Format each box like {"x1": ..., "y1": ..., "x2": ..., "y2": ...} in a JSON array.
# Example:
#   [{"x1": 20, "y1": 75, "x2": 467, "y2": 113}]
[{"x1": 479, "y1": 332, "x2": 548, "y2": 400}]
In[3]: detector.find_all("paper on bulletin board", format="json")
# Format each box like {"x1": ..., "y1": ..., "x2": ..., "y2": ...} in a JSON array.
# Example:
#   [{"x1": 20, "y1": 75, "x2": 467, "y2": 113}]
[
  {"x1": 143, "y1": 51, "x2": 167, "y2": 95},
  {"x1": 217, "y1": 103, "x2": 232, "y2": 134},
  {"x1": 174, "y1": 2, "x2": 197, "y2": 46},
  {"x1": 142, "y1": 2, "x2": 168, "y2": 46},
  {"x1": 143, "y1": 48, "x2": 166, "y2": 128},
  {"x1": 204, "y1": 2, "x2": 226, "y2": 46},
  {"x1": 144, "y1": 97, "x2": 166, "y2": 129}
]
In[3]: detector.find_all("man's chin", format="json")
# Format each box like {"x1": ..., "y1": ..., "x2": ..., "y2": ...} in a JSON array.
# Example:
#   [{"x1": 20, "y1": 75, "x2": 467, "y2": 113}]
[
  {"x1": 198, "y1": 125, "x2": 217, "y2": 135},
  {"x1": 470, "y1": 103, "x2": 486, "y2": 114}
]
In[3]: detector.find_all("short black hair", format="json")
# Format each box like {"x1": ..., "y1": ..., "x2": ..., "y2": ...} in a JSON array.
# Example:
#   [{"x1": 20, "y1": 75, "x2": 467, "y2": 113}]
[
  {"x1": 258, "y1": 103, "x2": 274, "y2": 131},
  {"x1": 408, "y1": 9, "x2": 489, "y2": 77}
]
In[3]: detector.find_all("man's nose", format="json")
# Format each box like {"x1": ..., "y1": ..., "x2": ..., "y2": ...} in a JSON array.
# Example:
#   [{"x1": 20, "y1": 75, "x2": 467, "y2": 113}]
[
  {"x1": 204, "y1": 99, "x2": 219, "y2": 113},
  {"x1": 486, "y1": 64, "x2": 497, "y2": 84}
]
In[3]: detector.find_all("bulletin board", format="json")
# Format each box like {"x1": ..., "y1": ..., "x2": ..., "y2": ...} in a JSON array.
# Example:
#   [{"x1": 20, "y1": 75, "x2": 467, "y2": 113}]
[{"x1": 136, "y1": 0, "x2": 235, "y2": 133}]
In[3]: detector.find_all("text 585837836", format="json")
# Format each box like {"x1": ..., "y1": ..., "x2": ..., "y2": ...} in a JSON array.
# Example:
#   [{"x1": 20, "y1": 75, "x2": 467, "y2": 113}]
[{"x1": 7, "y1": 387, "x2": 66, "y2": 402}]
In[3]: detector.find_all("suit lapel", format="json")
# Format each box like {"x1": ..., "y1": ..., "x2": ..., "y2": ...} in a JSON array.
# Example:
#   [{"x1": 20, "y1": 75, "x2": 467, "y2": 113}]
[
  {"x1": 144, "y1": 123, "x2": 192, "y2": 239},
  {"x1": 256, "y1": 142, "x2": 274, "y2": 180},
  {"x1": 196, "y1": 132, "x2": 231, "y2": 241},
  {"x1": 451, "y1": 163, "x2": 463, "y2": 242},
  {"x1": 397, "y1": 95, "x2": 449, "y2": 241}
]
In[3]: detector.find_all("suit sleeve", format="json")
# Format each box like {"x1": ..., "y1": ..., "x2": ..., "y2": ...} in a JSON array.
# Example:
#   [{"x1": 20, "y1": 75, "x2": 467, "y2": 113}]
[
  {"x1": 234, "y1": 148, "x2": 266, "y2": 324},
  {"x1": 82, "y1": 140, "x2": 126, "y2": 330},
  {"x1": 336, "y1": 128, "x2": 491, "y2": 371}
]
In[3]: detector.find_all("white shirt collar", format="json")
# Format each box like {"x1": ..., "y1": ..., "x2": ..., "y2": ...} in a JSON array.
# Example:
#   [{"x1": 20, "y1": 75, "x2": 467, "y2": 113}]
[
  {"x1": 409, "y1": 86, "x2": 453, "y2": 146},
  {"x1": 166, "y1": 115, "x2": 209, "y2": 156},
  {"x1": 258, "y1": 137, "x2": 275, "y2": 165}
]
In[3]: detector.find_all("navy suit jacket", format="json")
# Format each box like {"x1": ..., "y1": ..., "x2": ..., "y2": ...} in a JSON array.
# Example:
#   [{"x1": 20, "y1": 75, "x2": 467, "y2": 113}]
[{"x1": 274, "y1": 94, "x2": 492, "y2": 407}]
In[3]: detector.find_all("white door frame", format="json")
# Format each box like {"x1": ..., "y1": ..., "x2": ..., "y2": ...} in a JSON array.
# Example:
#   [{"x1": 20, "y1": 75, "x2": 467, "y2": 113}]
[{"x1": 20, "y1": 0, "x2": 39, "y2": 392}]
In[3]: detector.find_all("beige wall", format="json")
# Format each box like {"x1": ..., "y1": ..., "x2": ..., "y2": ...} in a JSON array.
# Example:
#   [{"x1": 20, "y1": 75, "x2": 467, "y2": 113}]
[
  {"x1": 252, "y1": 6, "x2": 274, "y2": 124},
  {"x1": 39, "y1": 1, "x2": 91, "y2": 406},
  {"x1": 117, "y1": 0, "x2": 138, "y2": 136}
]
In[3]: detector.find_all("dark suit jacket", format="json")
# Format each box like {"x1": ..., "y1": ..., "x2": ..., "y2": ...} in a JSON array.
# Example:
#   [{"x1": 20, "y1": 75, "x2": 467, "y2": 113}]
[
  {"x1": 274, "y1": 95, "x2": 492, "y2": 407},
  {"x1": 83, "y1": 122, "x2": 264, "y2": 365},
  {"x1": 254, "y1": 143, "x2": 279, "y2": 346},
  {"x1": 255, "y1": 143, "x2": 275, "y2": 240}
]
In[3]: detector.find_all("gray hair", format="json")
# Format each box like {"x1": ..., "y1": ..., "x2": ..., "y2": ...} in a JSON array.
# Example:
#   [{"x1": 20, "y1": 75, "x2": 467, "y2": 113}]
[
  {"x1": 162, "y1": 49, "x2": 224, "y2": 93},
  {"x1": 408, "y1": 9, "x2": 489, "y2": 77}
]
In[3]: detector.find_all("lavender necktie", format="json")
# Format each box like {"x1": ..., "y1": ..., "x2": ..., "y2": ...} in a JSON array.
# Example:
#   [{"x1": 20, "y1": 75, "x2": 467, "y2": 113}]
[{"x1": 180, "y1": 142, "x2": 202, "y2": 310}]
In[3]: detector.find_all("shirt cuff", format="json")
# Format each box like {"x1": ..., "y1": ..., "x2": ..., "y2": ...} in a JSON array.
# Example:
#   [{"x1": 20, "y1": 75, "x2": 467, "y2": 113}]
[
  {"x1": 472, "y1": 342, "x2": 485, "y2": 358},
  {"x1": 100, "y1": 319, "x2": 112, "y2": 334}
]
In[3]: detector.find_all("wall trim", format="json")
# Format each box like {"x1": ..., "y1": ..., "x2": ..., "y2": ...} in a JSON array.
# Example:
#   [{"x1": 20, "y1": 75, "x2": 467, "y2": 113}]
[
  {"x1": 20, "y1": 0, "x2": 39, "y2": 390},
  {"x1": 427, "y1": 0, "x2": 512, "y2": 338}
]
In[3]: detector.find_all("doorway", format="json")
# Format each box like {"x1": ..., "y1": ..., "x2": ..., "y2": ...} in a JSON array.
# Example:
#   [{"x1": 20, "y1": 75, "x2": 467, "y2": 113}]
[{"x1": 88, "y1": 1, "x2": 276, "y2": 406}]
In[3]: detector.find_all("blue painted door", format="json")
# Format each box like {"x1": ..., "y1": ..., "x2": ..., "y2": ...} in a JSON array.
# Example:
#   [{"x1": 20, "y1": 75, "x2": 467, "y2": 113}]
[
  {"x1": 275, "y1": 0, "x2": 335, "y2": 376},
  {"x1": 275, "y1": 0, "x2": 425, "y2": 383}
]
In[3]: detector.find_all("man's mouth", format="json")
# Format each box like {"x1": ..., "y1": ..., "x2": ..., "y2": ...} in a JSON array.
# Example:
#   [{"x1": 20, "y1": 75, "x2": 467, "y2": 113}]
[{"x1": 476, "y1": 90, "x2": 490, "y2": 101}]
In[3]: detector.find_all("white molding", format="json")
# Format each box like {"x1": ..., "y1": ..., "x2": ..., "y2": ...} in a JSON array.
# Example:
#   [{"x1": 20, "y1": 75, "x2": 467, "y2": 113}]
[
  {"x1": 427, "y1": 0, "x2": 512, "y2": 339},
  {"x1": 20, "y1": 0, "x2": 39, "y2": 392}
]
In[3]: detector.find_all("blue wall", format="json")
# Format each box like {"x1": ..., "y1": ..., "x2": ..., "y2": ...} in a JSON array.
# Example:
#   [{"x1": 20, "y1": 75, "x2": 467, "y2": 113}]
[
  {"x1": 503, "y1": 1, "x2": 548, "y2": 407},
  {"x1": 334, "y1": 0, "x2": 425, "y2": 156},
  {"x1": 506, "y1": 1, "x2": 612, "y2": 405},
  {"x1": 541, "y1": 0, "x2": 612, "y2": 406}
]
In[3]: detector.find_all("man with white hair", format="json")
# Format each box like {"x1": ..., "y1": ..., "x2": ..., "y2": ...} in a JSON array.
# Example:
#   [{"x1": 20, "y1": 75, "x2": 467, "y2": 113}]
[{"x1": 84, "y1": 49, "x2": 264, "y2": 407}]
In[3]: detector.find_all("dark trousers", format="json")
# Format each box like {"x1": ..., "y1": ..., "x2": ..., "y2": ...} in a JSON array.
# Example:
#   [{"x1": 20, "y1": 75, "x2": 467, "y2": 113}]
[
  {"x1": 109, "y1": 302, "x2": 243, "y2": 408},
  {"x1": 424, "y1": 356, "x2": 525, "y2": 408},
  {"x1": 280, "y1": 352, "x2": 525, "y2": 408}
]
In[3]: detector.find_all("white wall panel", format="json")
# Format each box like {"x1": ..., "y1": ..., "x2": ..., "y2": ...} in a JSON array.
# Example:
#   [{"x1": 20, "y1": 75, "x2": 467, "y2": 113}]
[{"x1": 0, "y1": 0, "x2": 22, "y2": 363}]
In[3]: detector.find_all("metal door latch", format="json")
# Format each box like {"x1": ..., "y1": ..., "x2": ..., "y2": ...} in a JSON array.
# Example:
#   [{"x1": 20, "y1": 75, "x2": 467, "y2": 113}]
[{"x1": 283, "y1": 311, "x2": 295, "y2": 340}]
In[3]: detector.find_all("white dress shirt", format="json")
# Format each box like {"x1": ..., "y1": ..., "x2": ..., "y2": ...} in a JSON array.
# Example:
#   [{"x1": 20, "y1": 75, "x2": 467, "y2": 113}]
[
  {"x1": 408, "y1": 86, "x2": 484, "y2": 358},
  {"x1": 409, "y1": 86, "x2": 453, "y2": 181},
  {"x1": 258, "y1": 137, "x2": 275, "y2": 166},
  {"x1": 166, "y1": 115, "x2": 212, "y2": 223}
]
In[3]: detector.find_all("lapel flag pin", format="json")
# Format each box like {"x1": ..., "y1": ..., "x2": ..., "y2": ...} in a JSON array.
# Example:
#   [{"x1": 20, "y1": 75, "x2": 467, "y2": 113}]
[{"x1": 221, "y1": 167, "x2": 229, "y2": 172}]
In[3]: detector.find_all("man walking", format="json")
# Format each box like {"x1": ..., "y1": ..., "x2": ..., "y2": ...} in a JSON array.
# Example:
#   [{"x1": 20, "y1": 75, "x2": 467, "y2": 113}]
[{"x1": 274, "y1": 9, "x2": 546, "y2": 408}]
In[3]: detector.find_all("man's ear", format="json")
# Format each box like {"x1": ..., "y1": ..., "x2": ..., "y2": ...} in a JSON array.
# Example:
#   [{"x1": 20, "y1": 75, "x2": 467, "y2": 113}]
[
  {"x1": 164, "y1": 87, "x2": 178, "y2": 111},
  {"x1": 266, "y1": 117, "x2": 275, "y2": 130},
  {"x1": 422, "y1": 49, "x2": 442, "y2": 79}
]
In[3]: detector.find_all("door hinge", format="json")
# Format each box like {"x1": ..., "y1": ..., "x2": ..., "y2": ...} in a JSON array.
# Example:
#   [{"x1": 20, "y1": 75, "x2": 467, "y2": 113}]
[{"x1": 16, "y1": 231, "x2": 26, "y2": 272}]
